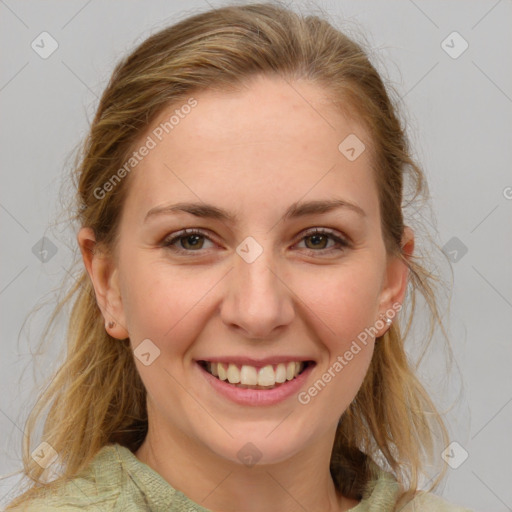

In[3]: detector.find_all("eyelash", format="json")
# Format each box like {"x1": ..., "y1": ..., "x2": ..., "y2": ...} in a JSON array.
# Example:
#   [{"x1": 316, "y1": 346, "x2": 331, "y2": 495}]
[{"x1": 161, "y1": 227, "x2": 350, "y2": 257}]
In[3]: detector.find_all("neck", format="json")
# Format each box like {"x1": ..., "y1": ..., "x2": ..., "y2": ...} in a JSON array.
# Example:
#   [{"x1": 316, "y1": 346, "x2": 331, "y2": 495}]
[{"x1": 135, "y1": 425, "x2": 359, "y2": 512}]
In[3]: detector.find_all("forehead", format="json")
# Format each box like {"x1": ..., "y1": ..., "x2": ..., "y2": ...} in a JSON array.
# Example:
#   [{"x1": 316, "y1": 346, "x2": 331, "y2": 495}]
[{"x1": 121, "y1": 75, "x2": 379, "y2": 226}]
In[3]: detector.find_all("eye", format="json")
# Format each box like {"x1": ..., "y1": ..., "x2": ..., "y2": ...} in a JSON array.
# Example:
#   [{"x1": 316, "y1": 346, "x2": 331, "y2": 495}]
[
  {"x1": 161, "y1": 227, "x2": 350, "y2": 256},
  {"x1": 294, "y1": 228, "x2": 350, "y2": 256},
  {"x1": 161, "y1": 228, "x2": 215, "y2": 254}
]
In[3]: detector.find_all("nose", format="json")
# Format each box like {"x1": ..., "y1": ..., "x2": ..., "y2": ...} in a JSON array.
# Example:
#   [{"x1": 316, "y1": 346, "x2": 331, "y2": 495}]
[{"x1": 220, "y1": 243, "x2": 295, "y2": 339}]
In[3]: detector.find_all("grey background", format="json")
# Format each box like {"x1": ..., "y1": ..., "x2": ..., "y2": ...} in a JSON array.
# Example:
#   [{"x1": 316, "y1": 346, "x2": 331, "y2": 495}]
[{"x1": 1, "y1": 1, "x2": 511, "y2": 511}]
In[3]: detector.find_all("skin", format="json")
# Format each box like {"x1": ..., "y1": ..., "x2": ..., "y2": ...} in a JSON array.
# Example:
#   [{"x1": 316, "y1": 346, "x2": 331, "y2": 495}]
[{"x1": 79, "y1": 74, "x2": 413, "y2": 512}]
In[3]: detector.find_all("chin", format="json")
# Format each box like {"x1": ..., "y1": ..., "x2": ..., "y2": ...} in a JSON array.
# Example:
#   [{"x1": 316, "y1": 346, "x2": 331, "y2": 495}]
[{"x1": 202, "y1": 428, "x2": 310, "y2": 468}]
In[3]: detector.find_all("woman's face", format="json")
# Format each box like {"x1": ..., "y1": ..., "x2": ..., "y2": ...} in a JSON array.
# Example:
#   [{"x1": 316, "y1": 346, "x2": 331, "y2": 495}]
[{"x1": 82, "y1": 74, "x2": 410, "y2": 466}]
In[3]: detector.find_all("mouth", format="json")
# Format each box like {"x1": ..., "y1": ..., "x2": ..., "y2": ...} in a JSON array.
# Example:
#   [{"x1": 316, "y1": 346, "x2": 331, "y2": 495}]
[{"x1": 197, "y1": 360, "x2": 315, "y2": 390}]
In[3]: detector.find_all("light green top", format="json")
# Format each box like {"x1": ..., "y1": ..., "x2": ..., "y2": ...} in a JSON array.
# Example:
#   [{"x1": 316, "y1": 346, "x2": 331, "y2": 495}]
[{"x1": 10, "y1": 443, "x2": 472, "y2": 511}]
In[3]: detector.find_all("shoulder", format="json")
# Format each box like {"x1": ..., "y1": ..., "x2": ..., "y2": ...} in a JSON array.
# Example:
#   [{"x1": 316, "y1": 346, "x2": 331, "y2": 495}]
[
  {"x1": 7, "y1": 443, "x2": 211, "y2": 512},
  {"x1": 353, "y1": 459, "x2": 474, "y2": 512},
  {"x1": 398, "y1": 490, "x2": 474, "y2": 512},
  {"x1": 6, "y1": 444, "x2": 138, "y2": 511}
]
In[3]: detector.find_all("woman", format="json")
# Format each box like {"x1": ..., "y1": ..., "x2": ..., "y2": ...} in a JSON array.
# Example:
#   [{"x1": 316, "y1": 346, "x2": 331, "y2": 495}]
[{"x1": 5, "y1": 2, "x2": 472, "y2": 511}]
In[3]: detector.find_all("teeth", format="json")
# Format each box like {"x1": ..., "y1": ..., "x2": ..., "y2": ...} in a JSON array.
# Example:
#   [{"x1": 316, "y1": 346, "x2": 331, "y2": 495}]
[
  {"x1": 258, "y1": 365, "x2": 275, "y2": 386},
  {"x1": 217, "y1": 362, "x2": 227, "y2": 381},
  {"x1": 206, "y1": 361, "x2": 306, "y2": 387},
  {"x1": 240, "y1": 365, "x2": 258, "y2": 385},
  {"x1": 275, "y1": 363, "x2": 287, "y2": 383},
  {"x1": 227, "y1": 364, "x2": 240, "y2": 384},
  {"x1": 286, "y1": 362, "x2": 295, "y2": 380}
]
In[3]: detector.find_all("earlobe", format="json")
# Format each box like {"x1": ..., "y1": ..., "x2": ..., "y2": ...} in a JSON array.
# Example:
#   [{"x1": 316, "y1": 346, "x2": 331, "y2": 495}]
[{"x1": 77, "y1": 227, "x2": 129, "y2": 340}]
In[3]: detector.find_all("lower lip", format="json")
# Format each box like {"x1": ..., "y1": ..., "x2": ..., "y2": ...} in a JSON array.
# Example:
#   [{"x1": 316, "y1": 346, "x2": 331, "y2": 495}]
[{"x1": 196, "y1": 361, "x2": 315, "y2": 406}]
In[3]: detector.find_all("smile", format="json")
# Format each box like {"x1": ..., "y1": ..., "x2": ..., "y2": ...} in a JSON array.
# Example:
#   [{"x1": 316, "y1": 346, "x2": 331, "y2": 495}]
[
  {"x1": 198, "y1": 360, "x2": 313, "y2": 390},
  {"x1": 196, "y1": 358, "x2": 317, "y2": 406}
]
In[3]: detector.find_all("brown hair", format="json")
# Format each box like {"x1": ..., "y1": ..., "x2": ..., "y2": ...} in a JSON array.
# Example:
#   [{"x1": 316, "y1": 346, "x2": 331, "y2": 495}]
[{"x1": 5, "y1": 2, "x2": 455, "y2": 509}]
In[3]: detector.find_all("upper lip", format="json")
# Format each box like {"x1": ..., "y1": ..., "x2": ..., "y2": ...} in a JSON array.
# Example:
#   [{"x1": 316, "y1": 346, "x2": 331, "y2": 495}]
[{"x1": 196, "y1": 356, "x2": 316, "y2": 368}]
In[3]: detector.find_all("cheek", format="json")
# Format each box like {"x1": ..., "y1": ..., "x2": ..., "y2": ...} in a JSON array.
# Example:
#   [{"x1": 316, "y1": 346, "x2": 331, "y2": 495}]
[
  {"x1": 120, "y1": 258, "x2": 213, "y2": 353},
  {"x1": 293, "y1": 260, "x2": 382, "y2": 343},
  {"x1": 295, "y1": 266, "x2": 378, "y2": 412}
]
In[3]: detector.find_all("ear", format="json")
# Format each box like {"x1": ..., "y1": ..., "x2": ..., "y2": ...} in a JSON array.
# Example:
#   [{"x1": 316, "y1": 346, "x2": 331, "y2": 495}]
[
  {"x1": 376, "y1": 226, "x2": 414, "y2": 336},
  {"x1": 77, "y1": 227, "x2": 129, "y2": 340}
]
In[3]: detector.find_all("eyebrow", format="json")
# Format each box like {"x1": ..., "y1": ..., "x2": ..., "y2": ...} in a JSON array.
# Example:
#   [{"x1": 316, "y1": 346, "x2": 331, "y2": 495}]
[{"x1": 144, "y1": 198, "x2": 366, "y2": 224}]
